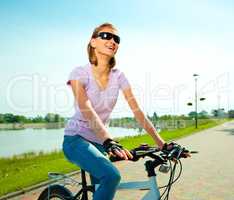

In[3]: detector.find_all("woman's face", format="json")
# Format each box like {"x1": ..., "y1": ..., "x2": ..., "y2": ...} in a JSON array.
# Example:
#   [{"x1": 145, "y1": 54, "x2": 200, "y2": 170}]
[{"x1": 91, "y1": 27, "x2": 119, "y2": 58}]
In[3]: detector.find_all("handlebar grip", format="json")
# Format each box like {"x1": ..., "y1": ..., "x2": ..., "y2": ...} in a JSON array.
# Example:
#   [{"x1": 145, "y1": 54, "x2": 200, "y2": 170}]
[
  {"x1": 109, "y1": 155, "x2": 124, "y2": 162},
  {"x1": 109, "y1": 150, "x2": 140, "y2": 162},
  {"x1": 190, "y1": 151, "x2": 199, "y2": 154}
]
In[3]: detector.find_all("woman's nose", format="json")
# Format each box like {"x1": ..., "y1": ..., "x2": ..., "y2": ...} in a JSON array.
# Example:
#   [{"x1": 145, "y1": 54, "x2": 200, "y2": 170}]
[{"x1": 110, "y1": 38, "x2": 117, "y2": 45}]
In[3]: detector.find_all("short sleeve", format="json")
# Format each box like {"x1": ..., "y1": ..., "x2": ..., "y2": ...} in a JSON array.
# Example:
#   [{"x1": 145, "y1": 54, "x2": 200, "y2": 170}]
[
  {"x1": 67, "y1": 66, "x2": 88, "y2": 86},
  {"x1": 118, "y1": 71, "x2": 131, "y2": 90}
]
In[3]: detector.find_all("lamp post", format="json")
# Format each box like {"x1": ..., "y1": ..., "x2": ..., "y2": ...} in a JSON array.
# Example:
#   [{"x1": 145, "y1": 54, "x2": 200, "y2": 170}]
[
  {"x1": 187, "y1": 76, "x2": 206, "y2": 128},
  {"x1": 193, "y1": 74, "x2": 199, "y2": 128}
]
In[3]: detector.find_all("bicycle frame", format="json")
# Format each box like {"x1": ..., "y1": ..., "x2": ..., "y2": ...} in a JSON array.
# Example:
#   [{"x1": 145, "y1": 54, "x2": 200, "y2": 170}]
[
  {"x1": 95, "y1": 175, "x2": 161, "y2": 200},
  {"x1": 93, "y1": 159, "x2": 162, "y2": 200}
]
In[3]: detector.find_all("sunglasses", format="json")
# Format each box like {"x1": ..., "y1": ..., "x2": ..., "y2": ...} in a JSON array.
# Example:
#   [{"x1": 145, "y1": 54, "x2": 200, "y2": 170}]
[{"x1": 97, "y1": 32, "x2": 120, "y2": 44}]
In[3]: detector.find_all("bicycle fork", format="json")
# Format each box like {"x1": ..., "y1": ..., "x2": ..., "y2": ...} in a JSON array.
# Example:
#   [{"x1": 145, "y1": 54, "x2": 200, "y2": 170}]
[{"x1": 142, "y1": 160, "x2": 161, "y2": 200}]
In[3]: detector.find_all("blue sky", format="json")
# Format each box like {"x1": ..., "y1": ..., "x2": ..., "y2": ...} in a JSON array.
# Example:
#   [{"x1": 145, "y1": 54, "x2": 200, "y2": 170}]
[{"x1": 1, "y1": 0, "x2": 234, "y2": 117}]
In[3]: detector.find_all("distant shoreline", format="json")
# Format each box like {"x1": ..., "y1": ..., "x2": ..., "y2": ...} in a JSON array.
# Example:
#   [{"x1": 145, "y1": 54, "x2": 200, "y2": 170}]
[
  {"x1": 0, "y1": 118, "x2": 228, "y2": 131},
  {"x1": 0, "y1": 122, "x2": 65, "y2": 130}
]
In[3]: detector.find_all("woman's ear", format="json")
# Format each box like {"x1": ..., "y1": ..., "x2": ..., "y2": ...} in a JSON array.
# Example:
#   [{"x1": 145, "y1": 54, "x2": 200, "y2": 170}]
[{"x1": 90, "y1": 38, "x2": 96, "y2": 48}]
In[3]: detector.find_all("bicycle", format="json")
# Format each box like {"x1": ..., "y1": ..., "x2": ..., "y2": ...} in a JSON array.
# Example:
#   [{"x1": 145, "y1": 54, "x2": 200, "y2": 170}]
[{"x1": 38, "y1": 143, "x2": 197, "y2": 200}]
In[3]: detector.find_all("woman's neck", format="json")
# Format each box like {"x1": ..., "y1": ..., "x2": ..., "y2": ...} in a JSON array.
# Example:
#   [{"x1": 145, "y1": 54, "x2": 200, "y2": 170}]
[{"x1": 93, "y1": 57, "x2": 111, "y2": 76}]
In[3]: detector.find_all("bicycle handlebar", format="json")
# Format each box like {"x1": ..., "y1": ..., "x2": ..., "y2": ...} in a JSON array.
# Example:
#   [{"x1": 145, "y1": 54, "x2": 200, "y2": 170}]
[{"x1": 109, "y1": 143, "x2": 198, "y2": 162}]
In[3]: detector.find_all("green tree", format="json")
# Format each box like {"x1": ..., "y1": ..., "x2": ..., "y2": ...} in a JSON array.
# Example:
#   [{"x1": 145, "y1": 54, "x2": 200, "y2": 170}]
[
  {"x1": 32, "y1": 115, "x2": 44, "y2": 123},
  {"x1": 152, "y1": 112, "x2": 158, "y2": 121},
  {"x1": 3, "y1": 113, "x2": 16, "y2": 123},
  {"x1": 211, "y1": 109, "x2": 226, "y2": 118},
  {"x1": 0, "y1": 114, "x2": 4, "y2": 123},
  {"x1": 228, "y1": 110, "x2": 234, "y2": 118},
  {"x1": 45, "y1": 113, "x2": 55, "y2": 123},
  {"x1": 151, "y1": 112, "x2": 158, "y2": 126},
  {"x1": 188, "y1": 111, "x2": 196, "y2": 119},
  {"x1": 211, "y1": 109, "x2": 218, "y2": 117},
  {"x1": 177, "y1": 114, "x2": 188, "y2": 120},
  {"x1": 54, "y1": 114, "x2": 60, "y2": 122},
  {"x1": 160, "y1": 115, "x2": 173, "y2": 120},
  {"x1": 198, "y1": 110, "x2": 209, "y2": 119}
]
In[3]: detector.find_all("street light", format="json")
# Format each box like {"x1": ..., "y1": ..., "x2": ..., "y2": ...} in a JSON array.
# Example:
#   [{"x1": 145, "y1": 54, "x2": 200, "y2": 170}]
[
  {"x1": 187, "y1": 74, "x2": 206, "y2": 128},
  {"x1": 193, "y1": 74, "x2": 199, "y2": 128}
]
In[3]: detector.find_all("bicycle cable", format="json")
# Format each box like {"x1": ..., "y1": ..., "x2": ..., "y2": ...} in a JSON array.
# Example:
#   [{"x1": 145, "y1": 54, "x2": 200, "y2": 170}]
[
  {"x1": 165, "y1": 161, "x2": 177, "y2": 200},
  {"x1": 159, "y1": 160, "x2": 173, "y2": 199},
  {"x1": 160, "y1": 161, "x2": 175, "y2": 200},
  {"x1": 159, "y1": 159, "x2": 183, "y2": 200},
  {"x1": 159, "y1": 159, "x2": 182, "y2": 189}
]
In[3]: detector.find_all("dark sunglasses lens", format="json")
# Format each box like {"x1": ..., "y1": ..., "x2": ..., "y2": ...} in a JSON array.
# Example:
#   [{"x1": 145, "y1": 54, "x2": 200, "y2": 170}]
[
  {"x1": 113, "y1": 35, "x2": 120, "y2": 44},
  {"x1": 98, "y1": 32, "x2": 120, "y2": 44},
  {"x1": 99, "y1": 32, "x2": 112, "y2": 40}
]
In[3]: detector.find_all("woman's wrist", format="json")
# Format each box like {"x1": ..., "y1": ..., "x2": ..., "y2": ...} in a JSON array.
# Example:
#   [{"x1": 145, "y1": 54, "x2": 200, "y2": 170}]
[
  {"x1": 155, "y1": 139, "x2": 165, "y2": 150},
  {"x1": 152, "y1": 132, "x2": 165, "y2": 149}
]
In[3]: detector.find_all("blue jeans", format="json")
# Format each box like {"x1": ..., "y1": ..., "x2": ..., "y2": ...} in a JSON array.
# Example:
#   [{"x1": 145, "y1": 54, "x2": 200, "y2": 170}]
[{"x1": 63, "y1": 135, "x2": 121, "y2": 200}]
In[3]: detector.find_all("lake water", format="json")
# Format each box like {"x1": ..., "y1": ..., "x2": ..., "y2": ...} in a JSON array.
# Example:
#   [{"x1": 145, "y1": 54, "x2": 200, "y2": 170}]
[{"x1": 0, "y1": 127, "x2": 140, "y2": 158}]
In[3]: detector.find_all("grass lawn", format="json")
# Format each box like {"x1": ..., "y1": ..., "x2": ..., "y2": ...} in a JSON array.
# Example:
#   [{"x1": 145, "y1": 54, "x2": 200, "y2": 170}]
[{"x1": 0, "y1": 118, "x2": 230, "y2": 197}]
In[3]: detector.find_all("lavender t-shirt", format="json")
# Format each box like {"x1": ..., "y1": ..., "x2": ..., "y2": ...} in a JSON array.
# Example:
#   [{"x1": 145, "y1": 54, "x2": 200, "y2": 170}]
[{"x1": 64, "y1": 63, "x2": 130, "y2": 144}]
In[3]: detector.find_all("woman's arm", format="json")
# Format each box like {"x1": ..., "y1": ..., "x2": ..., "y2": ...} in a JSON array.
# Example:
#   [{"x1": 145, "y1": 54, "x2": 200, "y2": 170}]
[
  {"x1": 70, "y1": 80, "x2": 112, "y2": 142},
  {"x1": 70, "y1": 80, "x2": 132, "y2": 159},
  {"x1": 122, "y1": 87, "x2": 165, "y2": 149}
]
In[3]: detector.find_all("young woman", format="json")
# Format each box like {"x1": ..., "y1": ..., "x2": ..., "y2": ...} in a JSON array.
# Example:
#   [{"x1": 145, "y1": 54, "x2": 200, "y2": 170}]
[{"x1": 63, "y1": 23, "x2": 165, "y2": 200}]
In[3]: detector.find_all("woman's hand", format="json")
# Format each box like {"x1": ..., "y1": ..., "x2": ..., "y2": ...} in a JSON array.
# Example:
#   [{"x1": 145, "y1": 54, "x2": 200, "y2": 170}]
[
  {"x1": 103, "y1": 139, "x2": 133, "y2": 160},
  {"x1": 162, "y1": 142, "x2": 191, "y2": 158}
]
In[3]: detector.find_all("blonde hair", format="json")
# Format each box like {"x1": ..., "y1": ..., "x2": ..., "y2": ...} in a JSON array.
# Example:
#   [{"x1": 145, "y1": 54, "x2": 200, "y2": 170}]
[{"x1": 87, "y1": 23, "x2": 117, "y2": 69}]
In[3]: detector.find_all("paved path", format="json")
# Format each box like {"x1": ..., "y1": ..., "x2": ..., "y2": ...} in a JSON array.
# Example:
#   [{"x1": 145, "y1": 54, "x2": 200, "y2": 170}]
[{"x1": 9, "y1": 121, "x2": 234, "y2": 200}]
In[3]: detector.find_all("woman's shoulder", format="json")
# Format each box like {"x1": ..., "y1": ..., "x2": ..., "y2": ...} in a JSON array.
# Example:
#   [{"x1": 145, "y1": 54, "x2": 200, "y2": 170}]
[
  {"x1": 67, "y1": 64, "x2": 90, "y2": 85},
  {"x1": 70, "y1": 63, "x2": 90, "y2": 74},
  {"x1": 112, "y1": 67, "x2": 130, "y2": 89},
  {"x1": 111, "y1": 67, "x2": 124, "y2": 76},
  {"x1": 111, "y1": 68, "x2": 128, "y2": 79}
]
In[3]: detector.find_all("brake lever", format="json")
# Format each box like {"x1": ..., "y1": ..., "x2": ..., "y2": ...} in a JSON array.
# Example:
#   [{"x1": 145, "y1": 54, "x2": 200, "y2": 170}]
[{"x1": 167, "y1": 148, "x2": 178, "y2": 159}]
